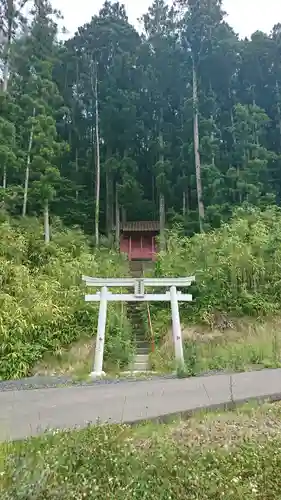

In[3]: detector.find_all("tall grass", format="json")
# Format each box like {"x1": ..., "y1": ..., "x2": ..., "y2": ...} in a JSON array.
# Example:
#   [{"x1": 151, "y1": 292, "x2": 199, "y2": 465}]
[
  {"x1": 149, "y1": 317, "x2": 281, "y2": 374},
  {"x1": 143, "y1": 206, "x2": 281, "y2": 374},
  {"x1": 151, "y1": 205, "x2": 281, "y2": 330},
  {"x1": 0, "y1": 216, "x2": 131, "y2": 380}
]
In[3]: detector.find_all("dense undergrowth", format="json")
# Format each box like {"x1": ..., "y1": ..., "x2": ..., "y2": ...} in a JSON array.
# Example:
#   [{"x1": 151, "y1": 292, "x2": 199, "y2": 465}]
[
  {"x1": 3, "y1": 205, "x2": 281, "y2": 380},
  {"x1": 143, "y1": 205, "x2": 281, "y2": 374},
  {"x1": 0, "y1": 214, "x2": 132, "y2": 380},
  {"x1": 150, "y1": 205, "x2": 281, "y2": 334},
  {"x1": 1, "y1": 402, "x2": 281, "y2": 499}
]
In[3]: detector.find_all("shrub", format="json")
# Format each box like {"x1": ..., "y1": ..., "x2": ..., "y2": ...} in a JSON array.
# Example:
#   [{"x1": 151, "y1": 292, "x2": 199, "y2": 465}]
[
  {"x1": 151, "y1": 205, "x2": 281, "y2": 329},
  {"x1": 0, "y1": 217, "x2": 130, "y2": 379}
]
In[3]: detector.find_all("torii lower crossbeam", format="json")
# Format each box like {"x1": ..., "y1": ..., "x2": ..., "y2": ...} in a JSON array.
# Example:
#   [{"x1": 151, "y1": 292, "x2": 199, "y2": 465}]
[{"x1": 85, "y1": 292, "x2": 192, "y2": 302}]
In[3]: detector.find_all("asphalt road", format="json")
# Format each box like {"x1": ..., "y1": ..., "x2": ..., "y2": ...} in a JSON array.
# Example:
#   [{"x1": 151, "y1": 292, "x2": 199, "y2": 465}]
[{"x1": 1, "y1": 368, "x2": 281, "y2": 441}]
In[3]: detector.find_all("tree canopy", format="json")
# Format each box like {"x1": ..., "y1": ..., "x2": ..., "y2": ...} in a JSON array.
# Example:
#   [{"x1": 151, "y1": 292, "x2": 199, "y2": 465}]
[{"x1": 1, "y1": 0, "x2": 281, "y2": 239}]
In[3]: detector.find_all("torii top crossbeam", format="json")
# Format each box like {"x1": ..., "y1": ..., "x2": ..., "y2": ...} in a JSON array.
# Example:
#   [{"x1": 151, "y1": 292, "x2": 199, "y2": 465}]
[
  {"x1": 82, "y1": 275, "x2": 195, "y2": 298},
  {"x1": 82, "y1": 276, "x2": 195, "y2": 286},
  {"x1": 82, "y1": 276, "x2": 195, "y2": 302}
]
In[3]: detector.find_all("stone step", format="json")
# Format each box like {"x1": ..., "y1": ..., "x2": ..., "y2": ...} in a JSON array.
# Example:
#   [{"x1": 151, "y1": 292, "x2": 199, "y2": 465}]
[
  {"x1": 130, "y1": 353, "x2": 150, "y2": 372},
  {"x1": 136, "y1": 347, "x2": 150, "y2": 355},
  {"x1": 135, "y1": 340, "x2": 147, "y2": 347},
  {"x1": 132, "y1": 363, "x2": 149, "y2": 372},
  {"x1": 134, "y1": 353, "x2": 149, "y2": 362},
  {"x1": 130, "y1": 362, "x2": 150, "y2": 372},
  {"x1": 135, "y1": 341, "x2": 150, "y2": 352},
  {"x1": 136, "y1": 340, "x2": 150, "y2": 348},
  {"x1": 135, "y1": 336, "x2": 147, "y2": 343},
  {"x1": 130, "y1": 271, "x2": 142, "y2": 278}
]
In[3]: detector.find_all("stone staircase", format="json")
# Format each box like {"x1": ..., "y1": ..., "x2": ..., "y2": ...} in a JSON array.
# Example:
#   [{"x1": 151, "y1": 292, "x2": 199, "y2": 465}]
[
  {"x1": 127, "y1": 261, "x2": 151, "y2": 372},
  {"x1": 127, "y1": 302, "x2": 150, "y2": 372},
  {"x1": 129, "y1": 259, "x2": 143, "y2": 278}
]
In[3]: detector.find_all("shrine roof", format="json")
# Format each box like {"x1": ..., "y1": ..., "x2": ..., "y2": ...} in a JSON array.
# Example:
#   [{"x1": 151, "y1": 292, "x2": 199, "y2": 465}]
[{"x1": 121, "y1": 221, "x2": 160, "y2": 232}]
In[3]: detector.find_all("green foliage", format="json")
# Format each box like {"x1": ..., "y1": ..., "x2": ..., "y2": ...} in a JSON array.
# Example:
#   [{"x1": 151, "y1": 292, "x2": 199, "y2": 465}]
[
  {"x1": 0, "y1": 216, "x2": 130, "y2": 380},
  {"x1": 156, "y1": 206, "x2": 281, "y2": 324},
  {"x1": 104, "y1": 304, "x2": 135, "y2": 370},
  {"x1": 2, "y1": 404, "x2": 281, "y2": 498},
  {"x1": 146, "y1": 206, "x2": 281, "y2": 376},
  {"x1": 2, "y1": 0, "x2": 281, "y2": 235}
]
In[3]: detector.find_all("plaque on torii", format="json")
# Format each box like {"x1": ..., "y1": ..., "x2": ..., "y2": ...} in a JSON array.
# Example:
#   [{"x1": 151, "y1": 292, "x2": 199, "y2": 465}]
[{"x1": 82, "y1": 275, "x2": 195, "y2": 377}]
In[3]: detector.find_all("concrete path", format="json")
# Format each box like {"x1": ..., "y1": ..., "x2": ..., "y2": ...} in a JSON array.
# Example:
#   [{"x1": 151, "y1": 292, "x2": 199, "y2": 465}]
[{"x1": 1, "y1": 368, "x2": 281, "y2": 441}]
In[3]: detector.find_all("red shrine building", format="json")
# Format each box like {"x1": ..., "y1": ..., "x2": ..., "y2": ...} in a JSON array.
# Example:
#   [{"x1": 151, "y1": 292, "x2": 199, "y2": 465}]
[{"x1": 120, "y1": 221, "x2": 160, "y2": 261}]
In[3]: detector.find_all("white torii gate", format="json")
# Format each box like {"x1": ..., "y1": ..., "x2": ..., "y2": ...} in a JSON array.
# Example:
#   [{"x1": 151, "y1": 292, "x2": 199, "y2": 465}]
[{"x1": 82, "y1": 275, "x2": 195, "y2": 377}]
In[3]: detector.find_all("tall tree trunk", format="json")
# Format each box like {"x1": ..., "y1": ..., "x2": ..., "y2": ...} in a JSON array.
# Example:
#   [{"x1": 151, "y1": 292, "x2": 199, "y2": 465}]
[
  {"x1": 152, "y1": 175, "x2": 155, "y2": 212},
  {"x1": 2, "y1": 0, "x2": 13, "y2": 92},
  {"x1": 229, "y1": 91, "x2": 238, "y2": 202},
  {"x1": 73, "y1": 57, "x2": 80, "y2": 201},
  {"x1": 94, "y1": 65, "x2": 100, "y2": 246},
  {"x1": 230, "y1": 108, "x2": 236, "y2": 145},
  {"x1": 210, "y1": 114, "x2": 215, "y2": 166},
  {"x1": 2, "y1": 166, "x2": 7, "y2": 189},
  {"x1": 182, "y1": 191, "x2": 186, "y2": 216},
  {"x1": 250, "y1": 87, "x2": 259, "y2": 147},
  {"x1": 229, "y1": 90, "x2": 236, "y2": 146},
  {"x1": 209, "y1": 82, "x2": 216, "y2": 166},
  {"x1": 44, "y1": 199, "x2": 50, "y2": 244},
  {"x1": 192, "y1": 59, "x2": 204, "y2": 231},
  {"x1": 105, "y1": 147, "x2": 114, "y2": 237},
  {"x1": 106, "y1": 171, "x2": 114, "y2": 236},
  {"x1": 22, "y1": 107, "x2": 35, "y2": 217},
  {"x1": 2, "y1": 47, "x2": 10, "y2": 93},
  {"x1": 115, "y1": 185, "x2": 120, "y2": 250},
  {"x1": 75, "y1": 147, "x2": 79, "y2": 201},
  {"x1": 159, "y1": 192, "x2": 165, "y2": 251},
  {"x1": 2, "y1": 0, "x2": 28, "y2": 92},
  {"x1": 159, "y1": 122, "x2": 165, "y2": 251},
  {"x1": 276, "y1": 81, "x2": 281, "y2": 151}
]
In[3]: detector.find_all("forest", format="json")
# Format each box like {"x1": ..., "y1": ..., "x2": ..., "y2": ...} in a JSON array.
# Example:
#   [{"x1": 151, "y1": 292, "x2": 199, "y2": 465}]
[
  {"x1": 1, "y1": 0, "x2": 281, "y2": 242},
  {"x1": 2, "y1": 0, "x2": 281, "y2": 381}
]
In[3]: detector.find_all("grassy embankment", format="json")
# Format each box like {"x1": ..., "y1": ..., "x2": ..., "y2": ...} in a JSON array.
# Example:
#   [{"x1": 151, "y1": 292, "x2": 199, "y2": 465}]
[
  {"x1": 0, "y1": 214, "x2": 133, "y2": 380},
  {"x1": 148, "y1": 206, "x2": 281, "y2": 374},
  {"x1": 1, "y1": 401, "x2": 281, "y2": 499}
]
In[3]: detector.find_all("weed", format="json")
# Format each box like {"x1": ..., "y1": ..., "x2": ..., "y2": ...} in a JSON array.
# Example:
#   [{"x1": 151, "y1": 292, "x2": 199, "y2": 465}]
[
  {"x1": 152, "y1": 317, "x2": 281, "y2": 375},
  {"x1": 2, "y1": 402, "x2": 281, "y2": 499},
  {"x1": 0, "y1": 217, "x2": 131, "y2": 380},
  {"x1": 151, "y1": 206, "x2": 281, "y2": 328}
]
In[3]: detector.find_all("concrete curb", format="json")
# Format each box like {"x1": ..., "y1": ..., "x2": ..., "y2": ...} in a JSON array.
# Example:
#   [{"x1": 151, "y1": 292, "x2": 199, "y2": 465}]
[{"x1": 127, "y1": 392, "x2": 281, "y2": 427}]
